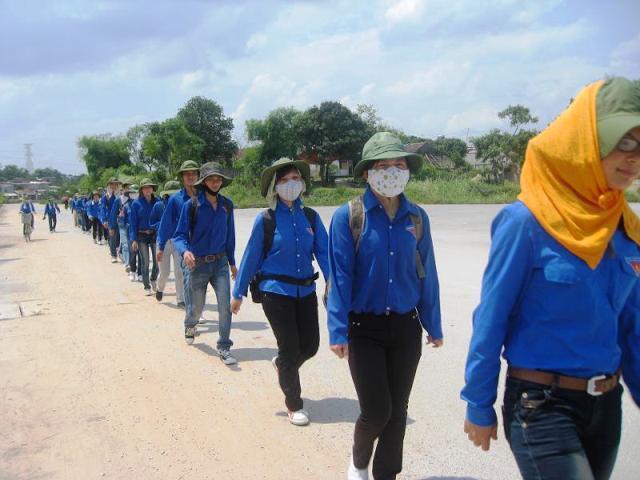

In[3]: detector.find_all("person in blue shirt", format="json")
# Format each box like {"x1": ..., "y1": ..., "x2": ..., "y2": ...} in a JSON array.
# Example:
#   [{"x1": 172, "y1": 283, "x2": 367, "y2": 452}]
[
  {"x1": 101, "y1": 177, "x2": 122, "y2": 263},
  {"x1": 82, "y1": 195, "x2": 91, "y2": 233},
  {"x1": 87, "y1": 191, "x2": 104, "y2": 244},
  {"x1": 156, "y1": 160, "x2": 200, "y2": 307},
  {"x1": 153, "y1": 180, "x2": 183, "y2": 303},
  {"x1": 19, "y1": 197, "x2": 35, "y2": 240},
  {"x1": 461, "y1": 78, "x2": 640, "y2": 480},
  {"x1": 173, "y1": 162, "x2": 237, "y2": 366},
  {"x1": 230, "y1": 158, "x2": 329, "y2": 426},
  {"x1": 70, "y1": 194, "x2": 79, "y2": 228},
  {"x1": 42, "y1": 199, "x2": 61, "y2": 232},
  {"x1": 110, "y1": 185, "x2": 134, "y2": 276},
  {"x1": 129, "y1": 179, "x2": 159, "y2": 295},
  {"x1": 327, "y1": 132, "x2": 442, "y2": 480}
]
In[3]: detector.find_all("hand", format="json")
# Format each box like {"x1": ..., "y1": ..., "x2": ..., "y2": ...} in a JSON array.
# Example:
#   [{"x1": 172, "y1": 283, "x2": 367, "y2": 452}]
[
  {"x1": 109, "y1": 229, "x2": 115, "y2": 236},
  {"x1": 131, "y1": 241, "x2": 138, "y2": 252},
  {"x1": 230, "y1": 297, "x2": 242, "y2": 314},
  {"x1": 464, "y1": 419, "x2": 497, "y2": 451},
  {"x1": 230, "y1": 265, "x2": 238, "y2": 281},
  {"x1": 183, "y1": 251, "x2": 196, "y2": 270},
  {"x1": 103, "y1": 222, "x2": 109, "y2": 229},
  {"x1": 330, "y1": 344, "x2": 349, "y2": 359},
  {"x1": 156, "y1": 250, "x2": 164, "y2": 263},
  {"x1": 426, "y1": 336, "x2": 444, "y2": 348}
]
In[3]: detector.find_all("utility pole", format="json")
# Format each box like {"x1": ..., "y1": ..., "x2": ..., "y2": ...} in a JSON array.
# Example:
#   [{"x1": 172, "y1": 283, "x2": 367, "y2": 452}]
[{"x1": 24, "y1": 143, "x2": 34, "y2": 173}]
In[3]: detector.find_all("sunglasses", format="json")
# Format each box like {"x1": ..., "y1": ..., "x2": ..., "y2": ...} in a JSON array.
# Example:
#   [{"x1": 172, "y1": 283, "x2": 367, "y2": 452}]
[{"x1": 616, "y1": 135, "x2": 640, "y2": 153}]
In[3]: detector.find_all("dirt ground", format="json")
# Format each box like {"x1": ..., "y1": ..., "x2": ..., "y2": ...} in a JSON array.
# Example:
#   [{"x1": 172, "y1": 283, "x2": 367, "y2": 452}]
[{"x1": 0, "y1": 203, "x2": 638, "y2": 480}]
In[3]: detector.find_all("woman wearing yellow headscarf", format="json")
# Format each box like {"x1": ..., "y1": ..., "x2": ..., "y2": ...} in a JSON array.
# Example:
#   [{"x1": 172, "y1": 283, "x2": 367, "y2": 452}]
[{"x1": 461, "y1": 77, "x2": 640, "y2": 480}]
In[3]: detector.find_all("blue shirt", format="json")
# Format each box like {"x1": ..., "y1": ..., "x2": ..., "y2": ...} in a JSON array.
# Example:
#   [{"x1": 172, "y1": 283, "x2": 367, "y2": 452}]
[
  {"x1": 150, "y1": 199, "x2": 166, "y2": 231},
  {"x1": 327, "y1": 187, "x2": 442, "y2": 345},
  {"x1": 19, "y1": 202, "x2": 34, "y2": 214},
  {"x1": 44, "y1": 203, "x2": 60, "y2": 217},
  {"x1": 129, "y1": 196, "x2": 158, "y2": 241},
  {"x1": 157, "y1": 189, "x2": 191, "y2": 251},
  {"x1": 232, "y1": 199, "x2": 330, "y2": 300},
  {"x1": 87, "y1": 200, "x2": 101, "y2": 219},
  {"x1": 461, "y1": 201, "x2": 640, "y2": 427},
  {"x1": 172, "y1": 191, "x2": 236, "y2": 265},
  {"x1": 100, "y1": 193, "x2": 116, "y2": 223}
]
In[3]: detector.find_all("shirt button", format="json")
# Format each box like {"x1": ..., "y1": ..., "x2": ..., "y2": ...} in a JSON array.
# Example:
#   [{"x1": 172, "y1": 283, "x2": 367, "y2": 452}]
[
  {"x1": 389, "y1": 279, "x2": 393, "y2": 283},
  {"x1": 297, "y1": 269, "x2": 300, "y2": 272},
  {"x1": 390, "y1": 251, "x2": 394, "y2": 255},
  {"x1": 388, "y1": 226, "x2": 392, "y2": 229},
  {"x1": 296, "y1": 238, "x2": 299, "y2": 241},
  {"x1": 297, "y1": 254, "x2": 300, "y2": 257},
  {"x1": 293, "y1": 223, "x2": 296, "y2": 226}
]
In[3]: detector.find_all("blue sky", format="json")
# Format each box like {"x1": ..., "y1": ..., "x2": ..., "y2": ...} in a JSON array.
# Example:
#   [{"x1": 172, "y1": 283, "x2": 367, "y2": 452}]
[{"x1": 0, "y1": 0, "x2": 638, "y2": 174}]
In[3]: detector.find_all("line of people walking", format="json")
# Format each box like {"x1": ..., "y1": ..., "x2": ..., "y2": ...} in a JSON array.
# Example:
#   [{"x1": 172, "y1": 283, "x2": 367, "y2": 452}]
[{"x1": 62, "y1": 76, "x2": 639, "y2": 480}]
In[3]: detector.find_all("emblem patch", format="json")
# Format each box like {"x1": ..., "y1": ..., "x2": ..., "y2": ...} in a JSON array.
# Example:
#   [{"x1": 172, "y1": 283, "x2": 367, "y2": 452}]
[
  {"x1": 405, "y1": 225, "x2": 416, "y2": 238},
  {"x1": 625, "y1": 257, "x2": 640, "y2": 276}
]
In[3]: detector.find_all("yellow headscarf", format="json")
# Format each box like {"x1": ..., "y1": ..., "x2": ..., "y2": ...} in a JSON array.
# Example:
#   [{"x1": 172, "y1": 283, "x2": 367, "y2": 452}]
[{"x1": 518, "y1": 80, "x2": 640, "y2": 269}]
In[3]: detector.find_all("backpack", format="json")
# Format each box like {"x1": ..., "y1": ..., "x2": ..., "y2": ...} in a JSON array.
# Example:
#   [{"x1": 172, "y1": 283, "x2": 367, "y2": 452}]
[{"x1": 249, "y1": 206, "x2": 318, "y2": 303}]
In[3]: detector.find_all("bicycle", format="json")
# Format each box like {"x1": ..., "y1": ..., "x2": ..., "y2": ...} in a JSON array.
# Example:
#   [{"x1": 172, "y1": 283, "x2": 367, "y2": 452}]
[{"x1": 21, "y1": 212, "x2": 33, "y2": 242}]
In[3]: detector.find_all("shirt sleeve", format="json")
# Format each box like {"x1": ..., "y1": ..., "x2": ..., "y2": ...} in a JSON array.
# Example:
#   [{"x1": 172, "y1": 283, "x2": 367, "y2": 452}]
[
  {"x1": 226, "y1": 200, "x2": 236, "y2": 266},
  {"x1": 129, "y1": 203, "x2": 139, "y2": 242},
  {"x1": 312, "y1": 213, "x2": 330, "y2": 282},
  {"x1": 327, "y1": 205, "x2": 355, "y2": 345},
  {"x1": 460, "y1": 207, "x2": 533, "y2": 427},
  {"x1": 232, "y1": 214, "x2": 265, "y2": 300},
  {"x1": 172, "y1": 201, "x2": 192, "y2": 256},
  {"x1": 619, "y1": 284, "x2": 640, "y2": 408},
  {"x1": 416, "y1": 209, "x2": 442, "y2": 339},
  {"x1": 157, "y1": 198, "x2": 175, "y2": 251},
  {"x1": 149, "y1": 203, "x2": 162, "y2": 231}
]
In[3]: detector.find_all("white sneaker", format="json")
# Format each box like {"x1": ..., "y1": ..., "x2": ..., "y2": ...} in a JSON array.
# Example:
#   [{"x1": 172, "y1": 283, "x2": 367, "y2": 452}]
[
  {"x1": 150, "y1": 281, "x2": 157, "y2": 292},
  {"x1": 93, "y1": 239, "x2": 97, "y2": 244},
  {"x1": 129, "y1": 272, "x2": 136, "y2": 282},
  {"x1": 184, "y1": 327, "x2": 198, "y2": 345},
  {"x1": 347, "y1": 457, "x2": 369, "y2": 480},
  {"x1": 137, "y1": 275, "x2": 143, "y2": 282},
  {"x1": 218, "y1": 349, "x2": 237, "y2": 366},
  {"x1": 99, "y1": 240, "x2": 104, "y2": 245},
  {"x1": 198, "y1": 316, "x2": 206, "y2": 324},
  {"x1": 111, "y1": 257, "x2": 118, "y2": 263},
  {"x1": 288, "y1": 409, "x2": 310, "y2": 426},
  {"x1": 144, "y1": 288, "x2": 153, "y2": 296},
  {"x1": 271, "y1": 356, "x2": 279, "y2": 374}
]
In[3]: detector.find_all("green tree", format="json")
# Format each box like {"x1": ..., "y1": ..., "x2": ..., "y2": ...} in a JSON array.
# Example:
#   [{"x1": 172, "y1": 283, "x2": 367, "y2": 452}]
[
  {"x1": 177, "y1": 96, "x2": 237, "y2": 165},
  {"x1": 295, "y1": 101, "x2": 370, "y2": 185},
  {"x1": 77, "y1": 134, "x2": 131, "y2": 178},
  {"x1": 432, "y1": 136, "x2": 469, "y2": 169},
  {"x1": 0, "y1": 165, "x2": 30, "y2": 181},
  {"x1": 33, "y1": 167, "x2": 65, "y2": 182},
  {"x1": 234, "y1": 145, "x2": 264, "y2": 185},
  {"x1": 142, "y1": 118, "x2": 205, "y2": 176},
  {"x1": 246, "y1": 107, "x2": 301, "y2": 167}
]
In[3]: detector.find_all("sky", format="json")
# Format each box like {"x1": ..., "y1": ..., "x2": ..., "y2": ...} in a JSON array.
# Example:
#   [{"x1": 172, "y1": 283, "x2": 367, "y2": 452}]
[{"x1": 0, "y1": 0, "x2": 638, "y2": 175}]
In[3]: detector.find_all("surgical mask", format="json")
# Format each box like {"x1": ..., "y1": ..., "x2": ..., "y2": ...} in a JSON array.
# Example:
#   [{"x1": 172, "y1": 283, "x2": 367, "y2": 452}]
[
  {"x1": 367, "y1": 167, "x2": 410, "y2": 198},
  {"x1": 276, "y1": 180, "x2": 303, "y2": 202}
]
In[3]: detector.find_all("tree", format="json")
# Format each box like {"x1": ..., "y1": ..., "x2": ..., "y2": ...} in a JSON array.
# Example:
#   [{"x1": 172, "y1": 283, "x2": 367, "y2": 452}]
[
  {"x1": 0, "y1": 165, "x2": 30, "y2": 181},
  {"x1": 177, "y1": 96, "x2": 237, "y2": 165},
  {"x1": 246, "y1": 107, "x2": 301, "y2": 167},
  {"x1": 432, "y1": 136, "x2": 468, "y2": 169},
  {"x1": 498, "y1": 105, "x2": 538, "y2": 135},
  {"x1": 142, "y1": 118, "x2": 205, "y2": 177},
  {"x1": 77, "y1": 134, "x2": 131, "y2": 178},
  {"x1": 33, "y1": 167, "x2": 65, "y2": 182},
  {"x1": 295, "y1": 101, "x2": 371, "y2": 185}
]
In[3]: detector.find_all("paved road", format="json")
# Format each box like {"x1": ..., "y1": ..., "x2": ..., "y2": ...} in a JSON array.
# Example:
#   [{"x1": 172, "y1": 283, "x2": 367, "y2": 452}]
[{"x1": 0, "y1": 202, "x2": 638, "y2": 479}]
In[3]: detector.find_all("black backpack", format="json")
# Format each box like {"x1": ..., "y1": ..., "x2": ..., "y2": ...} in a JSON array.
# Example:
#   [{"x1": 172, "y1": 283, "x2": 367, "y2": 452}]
[{"x1": 249, "y1": 206, "x2": 318, "y2": 303}]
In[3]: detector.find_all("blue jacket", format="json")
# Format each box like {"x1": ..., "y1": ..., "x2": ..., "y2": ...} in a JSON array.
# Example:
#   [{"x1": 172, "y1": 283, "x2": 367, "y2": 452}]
[
  {"x1": 461, "y1": 201, "x2": 640, "y2": 427},
  {"x1": 43, "y1": 203, "x2": 60, "y2": 217},
  {"x1": 232, "y1": 198, "x2": 330, "y2": 300},
  {"x1": 19, "y1": 202, "x2": 35, "y2": 214},
  {"x1": 100, "y1": 193, "x2": 116, "y2": 223},
  {"x1": 109, "y1": 196, "x2": 127, "y2": 230},
  {"x1": 327, "y1": 187, "x2": 442, "y2": 345},
  {"x1": 157, "y1": 189, "x2": 191, "y2": 251},
  {"x1": 87, "y1": 200, "x2": 101, "y2": 219},
  {"x1": 172, "y1": 190, "x2": 236, "y2": 265},
  {"x1": 129, "y1": 196, "x2": 158, "y2": 241},
  {"x1": 150, "y1": 199, "x2": 166, "y2": 231}
]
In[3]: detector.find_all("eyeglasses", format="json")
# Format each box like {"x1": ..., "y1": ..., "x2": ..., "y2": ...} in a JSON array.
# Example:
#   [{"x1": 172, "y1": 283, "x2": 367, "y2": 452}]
[{"x1": 616, "y1": 135, "x2": 640, "y2": 153}]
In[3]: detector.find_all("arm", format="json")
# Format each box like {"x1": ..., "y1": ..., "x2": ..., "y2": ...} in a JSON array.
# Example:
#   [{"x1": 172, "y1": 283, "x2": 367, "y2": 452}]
[
  {"x1": 312, "y1": 213, "x2": 330, "y2": 281},
  {"x1": 232, "y1": 215, "x2": 265, "y2": 300},
  {"x1": 172, "y1": 201, "x2": 192, "y2": 257},
  {"x1": 226, "y1": 200, "x2": 236, "y2": 267},
  {"x1": 619, "y1": 284, "x2": 640, "y2": 408},
  {"x1": 149, "y1": 203, "x2": 163, "y2": 231},
  {"x1": 129, "y1": 203, "x2": 139, "y2": 242},
  {"x1": 109, "y1": 198, "x2": 119, "y2": 231},
  {"x1": 416, "y1": 210, "x2": 442, "y2": 341},
  {"x1": 157, "y1": 197, "x2": 176, "y2": 251}
]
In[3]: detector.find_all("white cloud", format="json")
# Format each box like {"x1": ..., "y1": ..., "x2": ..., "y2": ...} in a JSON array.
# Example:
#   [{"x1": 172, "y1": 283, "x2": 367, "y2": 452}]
[
  {"x1": 246, "y1": 32, "x2": 268, "y2": 50},
  {"x1": 444, "y1": 106, "x2": 503, "y2": 137},
  {"x1": 386, "y1": 62, "x2": 471, "y2": 95},
  {"x1": 610, "y1": 33, "x2": 640, "y2": 76},
  {"x1": 385, "y1": 0, "x2": 426, "y2": 23}
]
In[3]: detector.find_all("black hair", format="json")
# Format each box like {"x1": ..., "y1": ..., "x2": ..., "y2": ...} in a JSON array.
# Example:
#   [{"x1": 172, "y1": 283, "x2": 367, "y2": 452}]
[{"x1": 275, "y1": 165, "x2": 300, "y2": 182}]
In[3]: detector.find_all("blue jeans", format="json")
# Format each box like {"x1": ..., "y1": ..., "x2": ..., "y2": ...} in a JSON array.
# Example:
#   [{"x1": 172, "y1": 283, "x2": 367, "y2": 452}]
[
  {"x1": 109, "y1": 226, "x2": 120, "y2": 258},
  {"x1": 138, "y1": 232, "x2": 158, "y2": 289},
  {"x1": 502, "y1": 377, "x2": 622, "y2": 480},
  {"x1": 118, "y1": 225, "x2": 129, "y2": 265},
  {"x1": 183, "y1": 256, "x2": 233, "y2": 351}
]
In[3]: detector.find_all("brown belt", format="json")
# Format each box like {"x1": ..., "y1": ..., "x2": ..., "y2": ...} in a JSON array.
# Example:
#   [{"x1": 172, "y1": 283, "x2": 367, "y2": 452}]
[
  {"x1": 507, "y1": 366, "x2": 620, "y2": 396},
  {"x1": 195, "y1": 252, "x2": 226, "y2": 264},
  {"x1": 138, "y1": 229, "x2": 155, "y2": 235}
]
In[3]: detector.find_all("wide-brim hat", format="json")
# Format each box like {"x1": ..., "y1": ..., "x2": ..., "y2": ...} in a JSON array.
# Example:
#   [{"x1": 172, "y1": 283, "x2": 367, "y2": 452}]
[
  {"x1": 260, "y1": 157, "x2": 311, "y2": 197},
  {"x1": 92, "y1": 190, "x2": 100, "y2": 197},
  {"x1": 138, "y1": 178, "x2": 158, "y2": 193},
  {"x1": 107, "y1": 177, "x2": 122, "y2": 185},
  {"x1": 354, "y1": 131, "x2": 423, "y2": 179},
  {"x1": 162, "y1": 180, "x2": 181, "y2": 196},
  {"x1": 597, "y1": 77, "x2": 640, "y2": 158},
  {"x1": 194, "y1": 162, "x2": 232, "y2": 188},
  {"x1": 128, "y1": 184, "x2": 138, "y2": 193},
  {"x1": 178, "y1": 160, "x2": 200, "y2": 174}
]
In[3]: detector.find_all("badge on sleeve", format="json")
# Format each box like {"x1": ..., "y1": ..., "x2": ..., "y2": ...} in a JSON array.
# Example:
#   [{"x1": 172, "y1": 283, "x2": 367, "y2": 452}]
[
  {"x1": 625, "y1": 257, "x2": 640, "y2": 276},
  {"x1": 405, "y1": 224, "x2": 417, "y2": 238}
]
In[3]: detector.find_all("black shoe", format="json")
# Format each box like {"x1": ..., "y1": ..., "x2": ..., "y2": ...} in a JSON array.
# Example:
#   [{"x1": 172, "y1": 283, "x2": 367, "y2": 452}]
[
  {"x1": 155, "y1": 291, "x2": 163, "y2": 301},
  {"x1": 177, "y1": 301, "x2": 185, "y2": 308}
]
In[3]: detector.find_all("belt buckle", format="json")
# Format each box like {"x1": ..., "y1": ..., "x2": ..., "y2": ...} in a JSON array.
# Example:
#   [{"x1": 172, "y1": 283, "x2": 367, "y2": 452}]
[
  {"x1": 205, "y1": 255, "x2": 215, "y2": 262},
  {"x1": 587, "y1": 375, "x2": 607, "y2": 396}
]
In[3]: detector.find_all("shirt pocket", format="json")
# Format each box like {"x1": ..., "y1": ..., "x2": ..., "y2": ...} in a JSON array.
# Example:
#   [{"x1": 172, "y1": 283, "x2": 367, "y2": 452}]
[
  {"x1": 612, "y1": 258, "x2": 639, "y2": 311},
  {"x1": 529, "y1": 256, "x2": 588, "y2": 318}
]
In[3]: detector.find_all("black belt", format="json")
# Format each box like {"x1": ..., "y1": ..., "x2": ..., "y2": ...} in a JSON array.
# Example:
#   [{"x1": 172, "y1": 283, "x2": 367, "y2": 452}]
[
  {"x1": 195, "y1": 252, "x2": 227, "y2": 264},
  {"x1": 256, "y1": 271, "x2": 319, "y2": 287},
  {"x1": 138, "y1": 229, "x2": 155, "y2": 235},
  {"x1": 350, "y1": 308, "x2": 418, "y2": 320}
]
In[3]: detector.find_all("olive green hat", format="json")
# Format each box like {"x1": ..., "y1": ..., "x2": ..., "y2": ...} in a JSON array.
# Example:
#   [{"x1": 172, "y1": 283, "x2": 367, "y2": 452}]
[
  {"x1": 92, "y1": 190, "x2": 100, "y2": 197},
  {"x1": 178, "y1": 160, "x2": 200, "y2": 173},
  {"x1": 138, "y1": 178, "x2": 158, "y2": 193},
  {"x1": 194, "y1": 162, "x2": 232, "y2": 188},
  {"x1": 107, "y1": 177, "x2": 122, "y2": 185},
  {"x1": 260, "y1": 157, "x2": 311, "y2": 197},
  {"x1": 597, "y1": 77, "x2": 640, "y2": 158},
  {"x1": 162, "y1": 180, "x2": 181, "y2": 196},
  {"x1": 128, "y1": 184, "x2": 138, "y2": 193},
  {"x1": 353, "y1": 132, "x2": 423, "y2": 179}
]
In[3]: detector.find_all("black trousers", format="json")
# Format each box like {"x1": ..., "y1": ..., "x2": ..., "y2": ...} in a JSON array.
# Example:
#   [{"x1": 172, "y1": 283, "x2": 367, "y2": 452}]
[
  {"x1": 91, "y1": 217, "x2": 103, "y2": 240},
  {"x1": 348, "y1": 310, "x2": 422, "y2": 480},
  {"x1": 261, "y1": 291, "x2": 319, "y2": 412},
  {"x1": 47, "y1": 215, "x2": 57, "y2": 231}
]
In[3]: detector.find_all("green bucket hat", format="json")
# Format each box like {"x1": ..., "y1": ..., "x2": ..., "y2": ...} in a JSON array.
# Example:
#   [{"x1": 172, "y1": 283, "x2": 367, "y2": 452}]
[
  {"x1": 353, "y1": 132, "x2": 423, "y2": 179},
  {"x1": 138, "y1": 178, "x2": 158, "y2": 193},
  {"x1": 194, "y1": 162, "x2": 232, "y2": 188},
  {"x1": 107, "y1": 177, "x2": 122, "y2": 185},
  {"x1": 128, "y1": 184, "x2": 138, "y2": 193},
  {"x1": 162, "y1": 180, "x2": 181, "y2": 196},
  {"x1": 597, "y1": 77, "x2": 640, "y2": 158},
  {"x1": 179, "y1": 160, "x2": 200, "y2": 173},
  {"x1": 260, "y1": 157, "x2": 311, "y2": 197}
]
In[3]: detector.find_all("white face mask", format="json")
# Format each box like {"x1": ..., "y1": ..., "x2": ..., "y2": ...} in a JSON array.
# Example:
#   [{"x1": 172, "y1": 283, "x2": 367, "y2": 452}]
[
  {"x1": 367, "y1": 166, "x2": 410, "y2": 198},
  {"x1": 276, "y1": 179, "x2": 304, "y2": 202}
]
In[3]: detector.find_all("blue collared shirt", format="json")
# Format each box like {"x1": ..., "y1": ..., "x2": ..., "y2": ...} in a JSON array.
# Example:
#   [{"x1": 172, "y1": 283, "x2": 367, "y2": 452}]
[
  {"x1": 129, "y1": 196, "x2": 158, "y2": 241},
  {"x1": 172, "y1": 191, "x2": 236, "y2": 265},
  {"x1": 232, "y1": 198, "x2": 330, "y2": 300},
  {"x1": 157, "y1": 189, "x2": 191, "y2": 251},
  {"x1": 327, "y1": 187, "x2": 442, "y2": 345},
  {"x1": 44, "y1": 203, "x2": 60, "y2": 217},
  {"x1": 87, "y1": 200, "x2": 101, "y2": 219},
  {"x1": 100, "y1": 193, "x2": 116, "y2": 223},
  {"x1": 19, "y1": 202, "x2": 34, "y2": 214},
  {"x1": 150, "y1": 199, "x2": 166, "y2": 231},
  {"x1": 461, "y1": 201, "x2": 640, "y2": 427}
]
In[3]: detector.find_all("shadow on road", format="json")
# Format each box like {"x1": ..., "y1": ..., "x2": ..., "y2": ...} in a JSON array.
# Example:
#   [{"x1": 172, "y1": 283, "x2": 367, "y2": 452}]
[
  {"x1": 0, "y1": 257, "x2": 21, "y2": 264},
  {"x1": 415, "y1": 477, "x2": 481, "y2": 480}
]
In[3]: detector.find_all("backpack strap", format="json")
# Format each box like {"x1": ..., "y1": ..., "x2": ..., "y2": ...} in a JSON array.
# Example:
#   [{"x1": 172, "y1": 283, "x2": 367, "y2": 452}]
[
  {"x1": 302, "y1": 206, "x2": 317, "y2": 234},
  {"x1": 348, "y1": 195, "x2": 365, "y2": 253},
  {"x1": 261, "y1": 209, "x2": 276, "y2": 258},
  {"x1": 189, "y1": 197, "x2": 199, "y2": 241},
  {"x1": 408, "y1": 208, "x2": 426, "y2": 279}
]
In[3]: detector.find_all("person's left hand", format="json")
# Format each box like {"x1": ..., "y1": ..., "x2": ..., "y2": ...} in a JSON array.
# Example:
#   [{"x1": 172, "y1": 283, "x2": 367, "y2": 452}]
[
  {"x1": 230, "y1": 297, "x2": 242, "y2": 314},
  {"x1": 103, "y1": 221, "x2": 109, "y2": 229},
  {"x1": 426, "y1": 336, "x2": 444, "y2": 348},
  {"x1": 230, "y1": 265, "x2": 238, "y2": 280}
]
